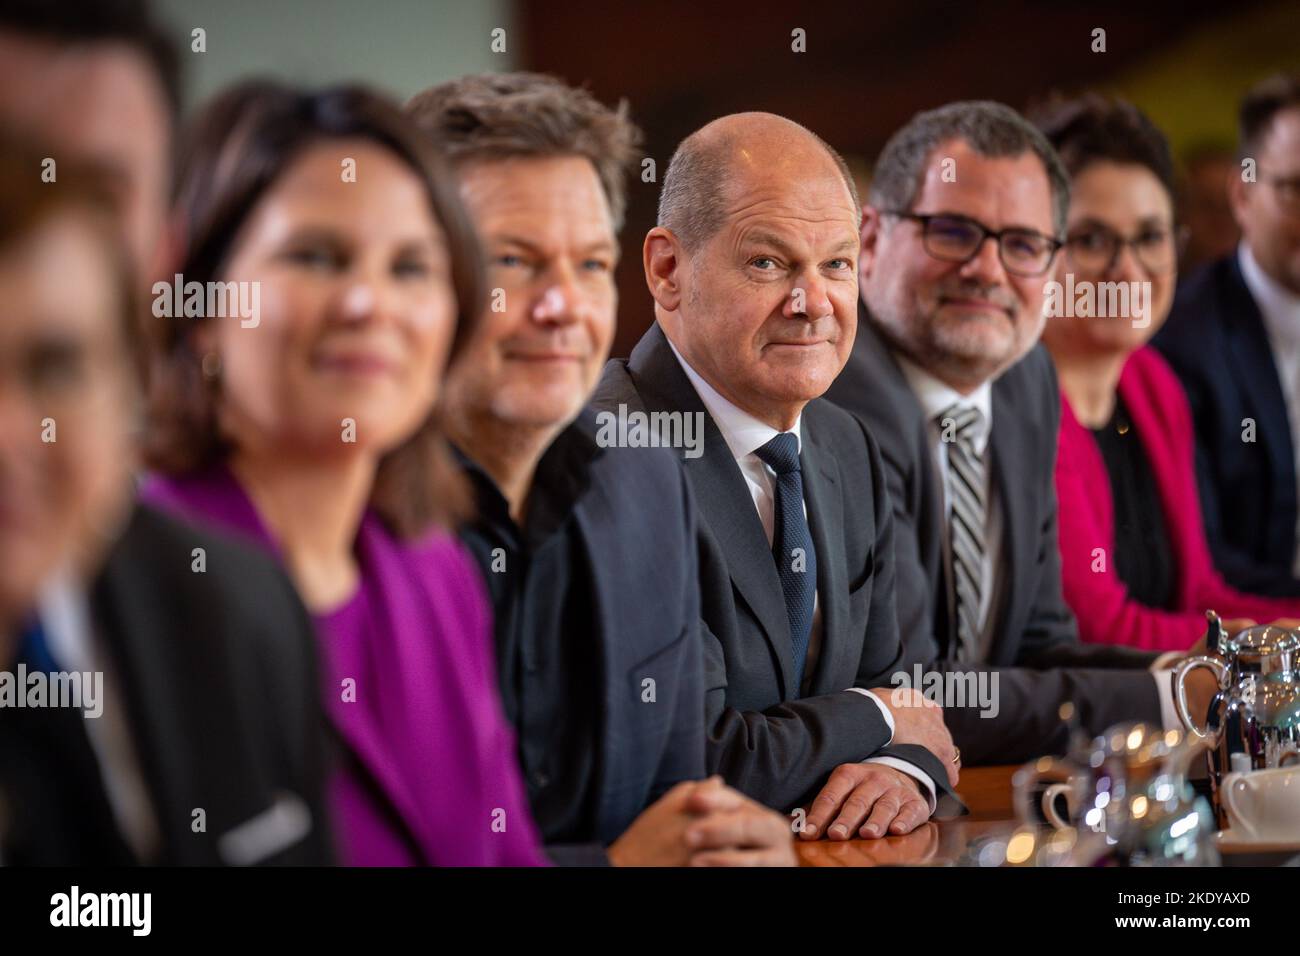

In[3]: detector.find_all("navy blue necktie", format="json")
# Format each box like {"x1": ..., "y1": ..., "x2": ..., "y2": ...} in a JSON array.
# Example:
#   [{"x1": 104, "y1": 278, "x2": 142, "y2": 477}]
[
  {"x1": 755, "y1": 433, "x2": 817, "y2": 694},
  {"x1": 16, "y1": 615, "x2": 58, "y2": 672}
]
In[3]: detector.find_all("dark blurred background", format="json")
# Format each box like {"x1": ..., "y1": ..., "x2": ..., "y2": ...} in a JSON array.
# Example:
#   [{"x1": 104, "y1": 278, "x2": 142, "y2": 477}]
[{"x1": 158, "y1": 0, "x2": 1300, "y2": 355}]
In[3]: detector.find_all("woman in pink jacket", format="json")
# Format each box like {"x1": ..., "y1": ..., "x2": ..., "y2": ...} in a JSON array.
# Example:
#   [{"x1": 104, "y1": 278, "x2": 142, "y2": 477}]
[{"x1": 1035, "y1": 95, "x2": 1300, "y2": 652}]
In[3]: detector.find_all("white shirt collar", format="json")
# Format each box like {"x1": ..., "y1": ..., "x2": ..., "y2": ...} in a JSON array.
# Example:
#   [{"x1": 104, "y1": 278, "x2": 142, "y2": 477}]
[
  {"x1": 665, "y1": 333, "x2": 803, "y2": 462},
  {"x1": 1239, "y1": 242, "x2": 1300, "y2": 352},
  {"x1": 895, "y1": 353, "x2": 994, "y2": 456}
]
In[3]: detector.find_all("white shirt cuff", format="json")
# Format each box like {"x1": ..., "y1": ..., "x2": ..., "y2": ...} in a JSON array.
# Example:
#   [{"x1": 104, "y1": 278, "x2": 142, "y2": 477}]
[
  {"x1": 863, "y1": 757, "x2": 938, "y2": 816},
  {"x1": 847, "y1": 687, "x2": 894, "y2": 743},
  {"x1": 1153, "y1": 670, "x2": 1181, "y2": 733}
]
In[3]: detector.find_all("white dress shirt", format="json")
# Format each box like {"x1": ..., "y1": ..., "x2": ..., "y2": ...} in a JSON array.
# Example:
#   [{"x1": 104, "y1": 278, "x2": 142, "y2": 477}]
[
  {"x1": 894, "y1": 356, "x2": 1183, "y2": 732},
  {"x1": 666, "y1": 338, "x2": 938, "y2": 812},
  {"x1": 1238, "y1": 242, "x2": 1300, "y2": 577}
]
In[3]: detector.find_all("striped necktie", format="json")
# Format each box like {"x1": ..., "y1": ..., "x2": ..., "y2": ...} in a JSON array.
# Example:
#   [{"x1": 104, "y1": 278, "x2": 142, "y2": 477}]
[{"x1": 938, "y1": 404, "x2": 987, "y2": 663}]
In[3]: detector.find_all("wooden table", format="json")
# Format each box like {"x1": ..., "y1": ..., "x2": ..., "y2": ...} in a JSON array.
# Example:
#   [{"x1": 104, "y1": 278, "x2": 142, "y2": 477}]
[{"x1": 796, "y1": 764, "x2": 1021, "y2": 867}]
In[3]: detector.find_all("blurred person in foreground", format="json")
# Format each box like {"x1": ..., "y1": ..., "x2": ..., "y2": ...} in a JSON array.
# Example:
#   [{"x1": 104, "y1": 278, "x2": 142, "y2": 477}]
[
  {"x1": 0, "y1": 0, "x2": 176, "y2": 289},
  {"x1": 0, "y1": 139, "x2": 331, "y2": 865}
]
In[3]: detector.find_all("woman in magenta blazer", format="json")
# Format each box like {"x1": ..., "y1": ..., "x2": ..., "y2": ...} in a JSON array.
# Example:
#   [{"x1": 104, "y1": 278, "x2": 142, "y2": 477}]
[
  {"x1": 139, "y1": 81, "x2": 544, "y2": 865},
  {"x1": 1036, "y1": 96, "x2": 1300, "y2": 652}
]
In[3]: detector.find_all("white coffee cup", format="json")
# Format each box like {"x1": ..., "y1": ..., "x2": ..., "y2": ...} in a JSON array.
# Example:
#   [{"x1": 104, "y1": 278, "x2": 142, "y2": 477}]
[{"x1": 1220, "y1": 765, "x2": 1300, "y2": 841}]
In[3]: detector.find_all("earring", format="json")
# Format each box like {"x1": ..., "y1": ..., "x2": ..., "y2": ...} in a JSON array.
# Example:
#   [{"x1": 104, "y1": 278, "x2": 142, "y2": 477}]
[{"x1": 201, "y1": 351, "x2": 222, "y2": 381}]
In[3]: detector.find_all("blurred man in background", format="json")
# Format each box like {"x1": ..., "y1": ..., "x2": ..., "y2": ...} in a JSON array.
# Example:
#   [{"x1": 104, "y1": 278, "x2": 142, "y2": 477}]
[{"x1": 1156, "y1": 74, "x2": 1300, "y2": 598}]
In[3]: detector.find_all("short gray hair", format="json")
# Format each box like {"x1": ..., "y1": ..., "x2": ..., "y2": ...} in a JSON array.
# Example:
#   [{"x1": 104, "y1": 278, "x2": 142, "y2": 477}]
[
  {"x1": 869, "y1": 100, "x2": 1069, "y2": 236},
  {"x1": 658, "y1": 121, "x2": 860, "y2": 251}
]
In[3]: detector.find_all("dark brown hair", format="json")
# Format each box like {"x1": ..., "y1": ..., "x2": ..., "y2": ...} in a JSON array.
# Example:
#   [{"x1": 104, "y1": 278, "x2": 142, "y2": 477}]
[
  {"x1": 1239, "y1": 73, "x2": 1300, "y2": 159},
  {"x1": 1032, "y1": 94, "x2": 1176, "y2": 204},
  {"x1": 145, "y1": 80, "x2": 483, "y2": 537},
  {"x1": 406, "y1": 72, "x2": 641, "y2": 230}
]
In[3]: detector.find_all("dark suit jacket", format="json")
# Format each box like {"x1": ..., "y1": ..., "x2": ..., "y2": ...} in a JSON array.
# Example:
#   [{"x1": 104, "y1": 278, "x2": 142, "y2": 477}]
[
  {"x1": 824, "y1": 315, "x2": 1163, "y2": 764},
  {"x1": 593, "y1": 323, "x2": 958, "y2": 813},
  {"x1": 12, "y1": 504, "x2": 334, "y2": 865},
  {"x1": 466, "y1": 410, "x2": 706, "y2": 866},
  {"x1": 1153, "y1": 253, "x2": 1300, "y2": 597}
]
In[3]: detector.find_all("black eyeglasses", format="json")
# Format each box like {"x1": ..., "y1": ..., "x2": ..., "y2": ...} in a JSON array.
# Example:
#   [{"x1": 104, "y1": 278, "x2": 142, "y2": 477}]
[
  {"x1": 884, "y1": 211, "x2": 1062, "y2": 277},
  {"x1": 1064, "y1": 224, "x2": 1185, "y2": 276}
]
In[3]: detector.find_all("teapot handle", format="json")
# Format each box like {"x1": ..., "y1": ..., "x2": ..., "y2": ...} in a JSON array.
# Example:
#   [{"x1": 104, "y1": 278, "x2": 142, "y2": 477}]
[{"x1": 1172, "y1": 655, "x2": 1228, "y2": 740}]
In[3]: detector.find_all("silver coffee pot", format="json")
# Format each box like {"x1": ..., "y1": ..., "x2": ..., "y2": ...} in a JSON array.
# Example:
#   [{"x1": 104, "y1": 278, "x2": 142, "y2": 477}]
[{"x1": 1173, "y1": 614, "x2": 1300, "y2": 825}]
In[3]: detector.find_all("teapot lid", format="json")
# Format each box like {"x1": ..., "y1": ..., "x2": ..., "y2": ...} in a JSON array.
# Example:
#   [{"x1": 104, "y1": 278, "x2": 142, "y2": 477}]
[{"x1": 1222, "y1": 624, "x2": 1300, "y2": 657}]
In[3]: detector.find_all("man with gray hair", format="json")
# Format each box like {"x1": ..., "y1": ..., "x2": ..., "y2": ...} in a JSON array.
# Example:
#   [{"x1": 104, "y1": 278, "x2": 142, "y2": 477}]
[
  {"x1": 826, "y1": 100, "x2": 1220, "y2": 763},
  {"x1": 596, "y1": 111, "x2": 962, "y2": 843}
]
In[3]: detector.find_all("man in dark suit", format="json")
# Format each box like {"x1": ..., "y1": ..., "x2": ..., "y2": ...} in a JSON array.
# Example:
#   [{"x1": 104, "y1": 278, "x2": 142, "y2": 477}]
[
  {"x1": 826, "y1": 100, "x2": 1217, "y2": 764},
  {"x1": 409, "y1": 74, "x2": 794, "y2": 866},
  {"x1": 595, "y1": 111, "x2": 960, "y2": 844},
  {"x1": 0, "y1": 145, "x2": 331, "y2": 866},
  {"x1": 1155, "y1": 74, "x2": 1300, "y2": 598}
]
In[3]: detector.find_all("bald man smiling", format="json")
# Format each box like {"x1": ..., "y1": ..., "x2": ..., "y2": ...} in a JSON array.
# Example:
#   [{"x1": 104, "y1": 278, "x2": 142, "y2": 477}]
[{"x1": 595, "y1": 113, "x2": 962, "y2": 841}]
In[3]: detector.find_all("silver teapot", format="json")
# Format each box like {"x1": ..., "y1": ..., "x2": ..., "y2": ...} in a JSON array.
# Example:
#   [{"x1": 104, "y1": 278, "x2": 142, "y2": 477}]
[
  {"x1": 1172, "y1": 615, "x2": 1300, "y2": 825},
  {"x1": 1012, "y1": 721, "x2": 1219, "y2": 866}
]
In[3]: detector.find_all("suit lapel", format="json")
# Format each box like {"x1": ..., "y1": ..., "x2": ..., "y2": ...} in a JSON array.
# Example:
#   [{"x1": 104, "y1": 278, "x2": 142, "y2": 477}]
[
  {"x1": 1222, "y1": 257, "x2": 1298, "y2": 556},
  {"x1": 92, "y1": 508, "x2": 268, "y2": 863},
  {"x1": 628, "y1": 325, "x2": 798, "y2": 697},
  {"x1": 572, "y1": 491, "x2": 638, "y2": 842},
  {"x1": 989, "y1": 374, "x2": 1035, "y2": 660},
  {"x1": 853, "y1": 317, "x2": 955, "y2": 656}
]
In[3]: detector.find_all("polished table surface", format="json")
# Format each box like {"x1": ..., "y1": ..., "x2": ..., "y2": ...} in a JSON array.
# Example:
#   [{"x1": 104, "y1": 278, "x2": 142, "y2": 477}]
[{"x1": 796, "y1": 764, "x2": 1021, "y2": 867}]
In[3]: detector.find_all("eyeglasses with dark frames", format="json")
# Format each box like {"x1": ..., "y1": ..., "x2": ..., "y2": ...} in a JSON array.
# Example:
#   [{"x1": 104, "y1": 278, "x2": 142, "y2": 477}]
[
  {"x1": 884, "y1": 211, "x2": 1063, "y2": 278},
  {"x1": 1063, "y1": 223, "x2": 1187, "y2": 276}
]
